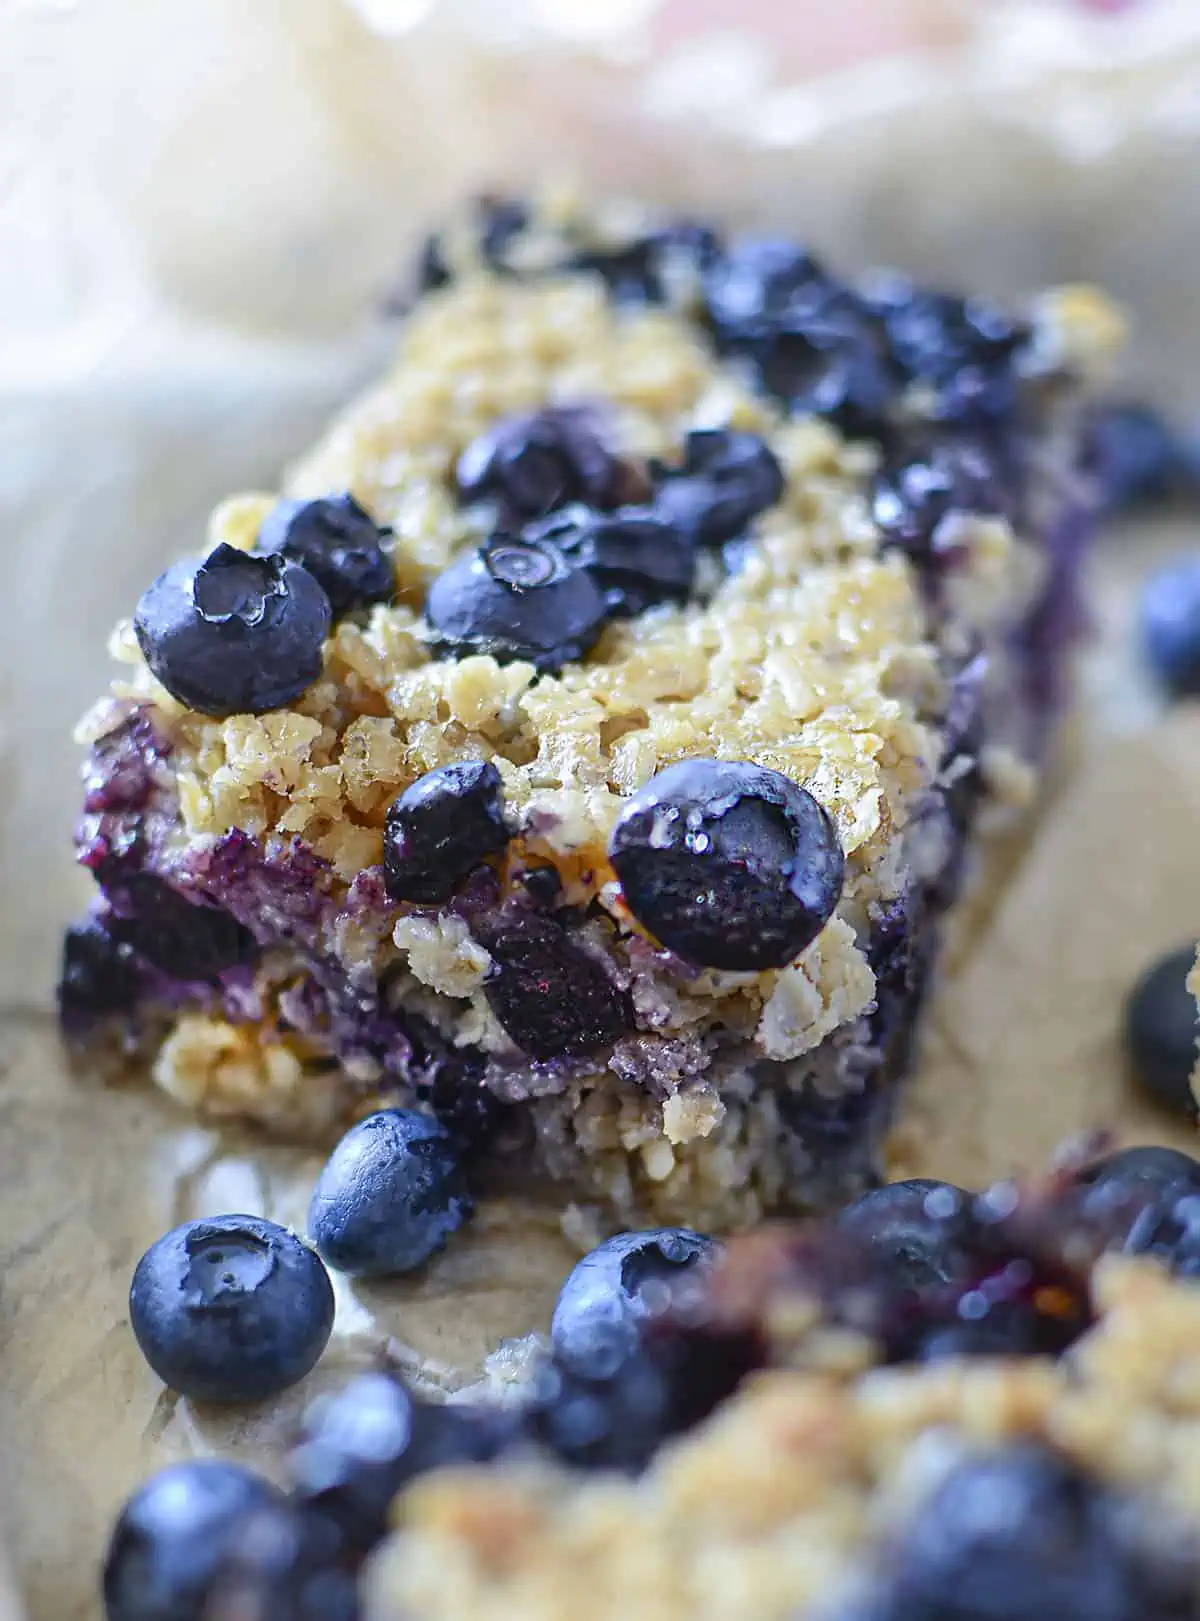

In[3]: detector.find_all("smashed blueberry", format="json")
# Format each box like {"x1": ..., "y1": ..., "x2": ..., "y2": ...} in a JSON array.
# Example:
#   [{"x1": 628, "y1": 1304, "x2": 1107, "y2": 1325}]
[
  {"x1": 105, "y1": 873, "x2": 259, "y2": 981},
  {"x1": 308, "y1": 1110, "x2": 473, "y2": 1277},
  {"x1": 1140, "y1": 557, "x2": 1200, "y2": 697},
  {"x1": 256, "y1": 493, "x2": 393, "y2": 619},
  {"x1": 134, "y1": 543, "x2": 331, "y2": 717},
  {"x1": 103, "y1": 1460, "x2": 297, "y2": 1621},
  {"x1": 288, "y1": 1371, "x2": 516, "y2": 1559},
  {"x1": 383, "y1": 759, "x2": 509, "y2": 904},
  {"x1": 551, "y1": 1229, "x2": 720, "y2": 1366},
  {"x1": 836, "y1": 1180, "x2": 982, "y2": 1296},
  {"x1": 58, "y1": 916, "x2": 141, "y2": 1034},
  {"x1": 871, "y1": 436, "x2": 1009, "y2": 565},
  {"x1": 650, "y1": 430, "x2": 785, "y2": 548},
  {"x1": 534, "y1": 507, "x2": 696, "y2": 616},
  {"x1": 129, "y1": 1215, "x2": 334, "y2": 1404},
  {"x1": 1091, "y1": 401, "x2": 1183, "y2": 510},
  {"x1": 456, "y1": 407, "x2": 645, "y2": 523},
  {"x1": 608, "y1": 758, "x2": 845, "y2": 971},
  {"x1": 872, "y1": 1445, "x2": 1147, "y2": 1621},
  {"x1": 1123, "y1": 945, "x2": 1200, "y2": 1117},
  {"x1": 424, "y1": 534, "x2": 610, "y2": 672},
  {"x1": 475, "y1": 912, "x2": 629, "y2": 1060}
]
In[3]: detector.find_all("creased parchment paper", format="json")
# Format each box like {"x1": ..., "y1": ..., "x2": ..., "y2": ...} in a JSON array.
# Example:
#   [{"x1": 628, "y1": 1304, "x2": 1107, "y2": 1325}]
[{"x1": 7, "y1": 4, "x2": 1200, "y2": 1618}]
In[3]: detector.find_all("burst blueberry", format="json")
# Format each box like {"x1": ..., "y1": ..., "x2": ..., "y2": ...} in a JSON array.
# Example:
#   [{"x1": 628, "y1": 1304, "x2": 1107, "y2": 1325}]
[
  {"x1": 701, "y1": 236, "x2": 828, "y2": 339},
  {"x1": 134, "y1": 543, "x2": 331, "y2": 716},
  {"x1": 129, "y1": 1215, "x2": 335, "y2": 1404},
  {"x1": 383, "y1": 760, "x2": 510, "y2": 904},
  {"x1": 57, "y1": 916, "x2": 141, "y2": 1035},
  {"x1": 1123, "y1": 944, "x2": 1200, "y2": 1116},
  {"x1": 475, "y1": 911, "x2": 629, "y2": 1060},
  {"x1": 456, "y1": 407, "x2": 645, "y2": 523},
  {"x1": 105, "y1": 873, "x2": 259, "y2": 980},
  {"x1": 424, "y1": 534, "x2": 610, "y2": 672},
  {"x1": 256, "y1": 493, "x2": 393, "y2": 619},
  {"x1": 651, "y1": 429, "x2": 785, "y2": 548},
  {"x1": 1140, "y1": 556, "x2": 1200, "y2": 696},
  {"x1": 551, "y1": 1229, "x2": 720, "y2": 1366},
  {"x1": 608, "y1": 758, "x2": 845, "y2": 971},
  {"x1": 880, "y1": 285, "x2": 1028, "y2": 425},
  {"x1": 308, "y1": 1110, "x2": 473, "y2": 1277},
  {"x1": 531, "y1": 507, "x2": 696, "y2": 617}
]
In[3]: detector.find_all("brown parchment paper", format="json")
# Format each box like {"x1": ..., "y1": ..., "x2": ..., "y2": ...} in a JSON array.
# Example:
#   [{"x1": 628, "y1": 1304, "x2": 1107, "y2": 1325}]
[{"x1": 8, "y1": 4, "x2": 1200, "y2": 1618}]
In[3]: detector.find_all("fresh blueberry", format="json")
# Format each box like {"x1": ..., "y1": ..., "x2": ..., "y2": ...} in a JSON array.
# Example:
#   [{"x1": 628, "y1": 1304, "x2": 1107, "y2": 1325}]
[
  {"x1": 1073, "y1": 1145, "x2": 1200, "y2": 1255},
  {"x1": 1091, "y1": 401, "x2": 1183, "y2": 510},
  {"x1": 129, "y1": 1215, "x2": 335, "y2": 1404},
  {"x1": 1123, "y1": 945, "x2": 1199, "y2": 1116},
  {"x1": 872, "y1": 1445, "x2": 1146, "y2": 1621},
  {"x1": 523, "y1": 1343, "x2": 674, "y2": 1473},
  {"x1": 532, "y1": 507, "x2": 696, "y2": 617},
  {"x1": 456, "y1": 406, "x2": 645, "y2": 524},
  {"x1": 551, "y1": 1229, "x2": 721, "y2": 1365},
  {"x1": 475, "y1": 911, "x2": 629, "y2": 1060},
  {"x1": 608, "y1": 758, "x2": 845, "y2": 971},
  {"x1": 836, "y1": 1180, "x2": 982, "y2": 1295},
  {"x1": 1140, "y1": 557, "x2": 1200, "y2": 696},
  {"x1": 308, "y1": 1110, "x2": 473, "y2": 1277},
  {"x1": 57, "y1": 916, "x2": 141, "y2": 1035},
  {"x1": 288, "y1": 1371, "x2": 517, "y2": 1558},
  {"x1": 105, "y1": 873, "x2": 259, "y2": 980},
  {"x1": 256, "y1": 493, "x2": 393, "y2": 619},
  {"x1": 103, "y1": 1460, "x2": 298, "y2": 1621},
  {"x1": 871, "y1": 436, "x2": 1010, "y2": 565},
  {"x1": 383, "y1": 760, "x2": 509, "y2": 904},
  {"x1": 650, "y1": 429, "x2": 785, "y2": 549},
  {"x1": 134, "y1": 543, "x2": 331, "y2": 717},
  {"x1": 1079, "y1": 1143, "x2": 1200, "y2": 1197},
  {"x1": 424, "y1": 533, "x2": 610, "y2": 672}
]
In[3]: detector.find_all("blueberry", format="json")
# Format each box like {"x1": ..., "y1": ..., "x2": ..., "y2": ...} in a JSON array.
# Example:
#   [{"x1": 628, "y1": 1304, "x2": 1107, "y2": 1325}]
[
  {"x1": 754, "y1": 301, "x2": 899, "y2": 439},
  {"x1": 1123, "y1": 1189, "x2": 1200, "y2": 1277},
  {"x1": 1073, "y1": 1145, "x2": 1200, "y2": 1254},
  {"x1": 456, "y1": 407, "x2": 645, "y2": 524},
  {"x1": 288, "y1": 1371, "x2": 517, "y2": 1558},
  {"x1": 134, "y1": 543, "x2": 331, "y2": 717},
  {"x1": 881, "y1": 287, "x2": 1028, "y2": 426},
  {"x1": 523, "y1": 1344, "x2": 674, "y2": 1473},
  {"x1": 1091, "y1": 402, "x2": 1183, "y2": 510},
  {"x1": 568, "y1": 222, "x2": 722, "y2": 305},
  {"x1": 836, "y1": 1180, "x2": 982, "y2": 1295},
  {"x1": 57, "y1": 916, "x2": 141, "y2": 1035},
  {"x1": 874, "y1": 1445, "x2": 1146, "y2": 1621},
  {"x1": 416, "y1": 195, "x2": 531, "y2": 293},
  {"x1": 650, "y1": 430, "x2": 785, "y2": 548},
  {"x1": 424, "y1": 534, "x2": 610, "y2": 672},
  {"x1": 608, "y1": 758, "x2": 845, "y2": 971},
  {"x1": 1140, "y1": 557, "x2": 1200, "y2": 697},
  {"x1": 1123, "y1": 945, "x2": 1199, "y2": 1116},
  {"x1": 256, "y1": 493, "x2": 393, "y2": 619},
  {"x1": 701, "y1": 236, "x2": 828, "y2": 338},
  {"x1": 871, "y1": 437, "x2": 1010, "y2": 565},
  {"x1": 383, "y1": 760, "x2": 509, "y2": 904},
  {"x1": 1079, "y1": 1144, "x2": 1200, "y2": 1198},
  {"x1": 103, "y1": 1461, "x2": 295, "y2": 1621},
  {"x1": 129, "y1": 1215, "x2": 335, "y2": 1404},
  {"x1": 532, "y1": 507, "x2": 696, "y2": 617},
  {"x1": 551, "y1": 1229, "x2": 720, "y2": 1365},
  {"x1": 308, "y1": 1110, "x2": 473, "y2": 1277},
  {"x1": 475, "y1": 912, "x2": 629, "y2": 1060},
  {"x1": 105, "y1": 873, "x2": 259, "y2": 980}
]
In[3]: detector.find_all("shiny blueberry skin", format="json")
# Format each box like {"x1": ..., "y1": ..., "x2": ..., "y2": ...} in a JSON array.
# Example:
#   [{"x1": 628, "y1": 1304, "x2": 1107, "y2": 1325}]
[
  {"x1": 57, "y1": 916, "x2": 141, "y2": 1035},
  {"x1": 551, "y1": 1229, "x2": 721, "y2": 1366},
  {"x1": 308, "y1": 1111, "x2": 473, "y2": 1278},
  {"x1": 256, "y1": 493, "x2": 394, "y2": 619},
  {"x1": 134, "y1": 543, "x2": 332, "y2": 717},
  {"x1": 1091, "y1": 402, "x2": 1183, "y2": 510},
  {"x1": 475, "y1": 911, "x2": 629, "y2": 1060},
  {"x1": 532, "y1": 506, "x2": 696, "y2": 617},
  {"x1": 872, "y1": 1445, "x2": 1146, "y2": 1621},
  {"x1": 1140, "y1": 557, "x2": 1200, "y2": 696},
  {"x1": 1123, "y1": 945, "x2": 1200, "y2": 1116},
  {"x1": 383, "y1": 760, "x2": 509, "y2": 904},
  {"x1": 102, "y1": 1460, "x2": 305, "y2": 1621},
  {"x1": 424, "y1": 535, "x2": 610, "y2": 672},
  {"x1": 836, "y1": 1180, "x2": 982, "y2": 1295},
  {"x1": 104, "y1": 873, "x2": 259, "y2": 980},
  {"x1": 608, "y1": 758, "x2": 845, "y2": 971},
  {"x1": 456, "y1": 406, "x2": 643, "y2": 523},
  {"x1": 651, "y1": 430, "x2": 785, "y2": 549},
  {"x1": 871, "y1": 437, "x2": 1010, "y2": 566},
  {"x1": 1080, "y1": 1144, "x2": 1200, "y2": 1198},
  {"x1": 129, "y1": 1216, "x2": 335, "y2": 1404},
  {"x1": 288, "y1": 1371, "x2": 517, "y2": 1558}
]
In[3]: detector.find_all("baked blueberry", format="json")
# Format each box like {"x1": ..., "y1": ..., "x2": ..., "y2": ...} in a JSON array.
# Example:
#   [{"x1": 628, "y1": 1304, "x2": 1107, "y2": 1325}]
[
  {"x1": 568, "y1": 221, "x2": 722, "y2": 306},
  {"x1": 58, "y1": 916, "x2": 141, "y2": 1035},
  {"x1": 129, "y1": 1215, "x2": 335, "y2": 1404},
  {"x1": 288, "y1": 1371, "x2": 517, "y2": 1557},
  {"x1": 415, "y1": 194, "x2": 531, "y2": 293},
  {"x1": 103, "y1": 1460, "x2": 293, "y2": 1621},
  {"x1": 134, "y1": 543, "x2": 331, "y2": 717},
  {"x1": 551, "y1": 1229, "x2": 720, "y2": 1366},
  {"x1": 650, "y1": 430, "x2": 785, "y2": 549},
  {"x1": 424, "y1": 534, "x2": 610, "y2": 672},
  {"x1": 871, "y1": 436, "x2": 1009, "y2": 565},
  {"x1": 1091, "y1": 401, "x2": 1183, "y2": 510},
  {"x1": 701, "y1": 236, "x2": 828, "y2": 339},
  {"x1": 1140, "y1": 557, "x2": 1200, "y2": 696},
  {"x1": 105, "y1": 873, "x2": 259, "y2": 981},
  {"x1": 754, "y1": 298, "x2": 899, "y2": 439},
  {"x1": 880, "y1": 285, "x2": 1028, "y2": 425},
  {"x1": 836, "y1": 1179, "x2": 982, "y2": 1295},
  {"x1": 308, "y1": 1110, "x2": 473, "y2": 1277},
  {"x1": 256, "y1": 493, "x2": 394, "y2": 619},
  {"x1": 533, "y1": 507, "x2": 696, "y2": 616},
  {"x1": 608, "y1": 758, "x2": 845, "y2": 971},
  {"x1": 1123, "y1": 945, "x2": 1200, "y2": 1116},
  {"x1": 475, "y1": 912, "x2": 629, "y2": 1060},
  {"x1": 383, "y1": 760, "x2": 509, "y2": 904},
  {"x1": 873, "y1": 1445, "x2": 1145, "y2": 1621},
  {"x1": 456, "y1": 407, "x2": 645, "y2": 523}
]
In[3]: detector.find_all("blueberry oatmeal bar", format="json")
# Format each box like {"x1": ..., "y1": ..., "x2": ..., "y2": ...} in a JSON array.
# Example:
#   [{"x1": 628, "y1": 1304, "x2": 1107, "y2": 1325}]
[{"x1": 60, "y1": 196, "x2": 1121, "y2": 1230}]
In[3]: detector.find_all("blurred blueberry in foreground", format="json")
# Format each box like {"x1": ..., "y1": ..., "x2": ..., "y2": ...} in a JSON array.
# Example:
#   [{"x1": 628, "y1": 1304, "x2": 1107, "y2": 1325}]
[
  {"x1": 1091, "y1": 401, "x2": 1184, "y2": 510},
  {"x1": 1140, "y1": 556, "x2": 1200, "y2": 696}
]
